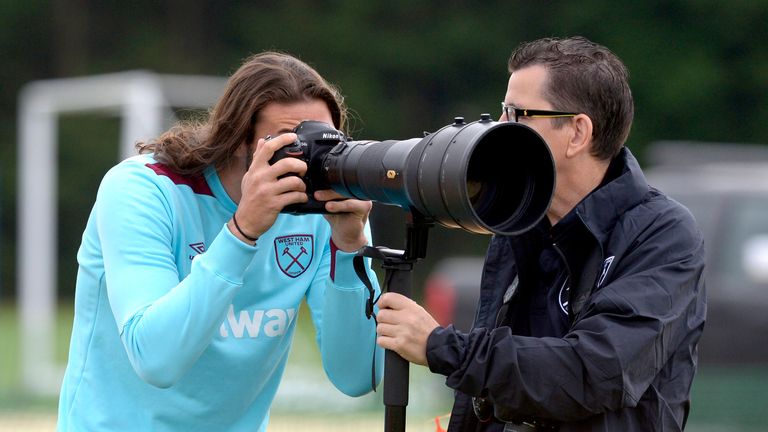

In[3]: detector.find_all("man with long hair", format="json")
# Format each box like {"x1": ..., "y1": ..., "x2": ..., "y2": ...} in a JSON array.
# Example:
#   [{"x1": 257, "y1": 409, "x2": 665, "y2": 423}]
[{"x1": 58, "y1": 52, "x2": 382, "y2": 431}]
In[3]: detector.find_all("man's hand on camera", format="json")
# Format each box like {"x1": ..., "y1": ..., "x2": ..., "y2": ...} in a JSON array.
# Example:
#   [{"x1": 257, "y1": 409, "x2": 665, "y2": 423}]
[
  {"x1": 232, "y1": 134, "x2": 309, "y2": 243},
  {"x1": 375, "y1": 292, "x2": 440, "y2": 366},
  {"x1": 315, "y1": 189, "x2": 372, "y2": 252}
]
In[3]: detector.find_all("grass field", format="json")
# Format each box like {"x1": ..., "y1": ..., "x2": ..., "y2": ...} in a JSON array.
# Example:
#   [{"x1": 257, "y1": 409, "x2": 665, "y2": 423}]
[{"x1": 1, "y1": 301, "x2": 766, "y2": 431}]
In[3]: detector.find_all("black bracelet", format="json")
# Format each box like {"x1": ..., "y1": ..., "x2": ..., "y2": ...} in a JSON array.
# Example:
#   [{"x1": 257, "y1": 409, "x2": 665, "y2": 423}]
[{"x1": 232, "y1": 213, "x2": 258, "y2": 242}]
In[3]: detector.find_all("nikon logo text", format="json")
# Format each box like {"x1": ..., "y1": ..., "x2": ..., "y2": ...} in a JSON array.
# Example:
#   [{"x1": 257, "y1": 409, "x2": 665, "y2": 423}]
[{"x1": 322, "y1": 133, "x2": 341, "y2": 139}]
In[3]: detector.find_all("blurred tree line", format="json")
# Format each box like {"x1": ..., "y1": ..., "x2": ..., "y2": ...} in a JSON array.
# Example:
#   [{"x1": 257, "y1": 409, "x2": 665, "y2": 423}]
[{"x1": 0, "y1": 0, "x2": 766, "y2": 299}]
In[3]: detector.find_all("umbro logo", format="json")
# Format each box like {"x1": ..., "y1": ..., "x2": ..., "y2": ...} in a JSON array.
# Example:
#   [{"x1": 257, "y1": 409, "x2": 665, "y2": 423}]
[{"x1": 188, "y1": 242, "x2": 206, "y2": 260}]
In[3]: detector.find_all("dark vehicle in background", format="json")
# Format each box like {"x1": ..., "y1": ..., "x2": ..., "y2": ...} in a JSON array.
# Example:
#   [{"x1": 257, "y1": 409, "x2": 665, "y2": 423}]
[
  {"x1": 644, "y1": 160, "x2": 768, "y2": 364},
  {"x1": 425, "y1": 142, "x2": 768, "y2": 365}
]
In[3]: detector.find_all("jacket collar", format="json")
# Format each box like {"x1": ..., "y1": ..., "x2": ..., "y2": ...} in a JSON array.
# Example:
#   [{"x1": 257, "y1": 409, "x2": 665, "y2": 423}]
[
  {"x1": 517, "y1": 147, "x2": 650, "y2": 318},
  {"x1": 506, "y1": 147, "x2": 649, "y2": 298},
  {"x1": 571, "y1": 147, "x2": 650, "y2": 245}
]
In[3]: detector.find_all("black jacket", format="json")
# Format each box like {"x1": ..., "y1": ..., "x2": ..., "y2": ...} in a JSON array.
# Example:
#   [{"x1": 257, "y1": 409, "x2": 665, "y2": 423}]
[{"x1": 426, "y1": 148, "x2": 706, "y2": 431}]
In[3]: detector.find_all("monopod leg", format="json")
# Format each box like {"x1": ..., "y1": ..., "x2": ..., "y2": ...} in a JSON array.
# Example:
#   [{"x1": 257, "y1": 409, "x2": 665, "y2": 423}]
[{"x1": 383, "y1": 265, "x2": 412, "y2": 432}]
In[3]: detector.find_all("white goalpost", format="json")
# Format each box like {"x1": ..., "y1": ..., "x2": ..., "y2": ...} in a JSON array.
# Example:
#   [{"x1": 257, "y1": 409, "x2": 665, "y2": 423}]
[{"x1": 17, "y1": 71, "x2": 226, "y2": 395}]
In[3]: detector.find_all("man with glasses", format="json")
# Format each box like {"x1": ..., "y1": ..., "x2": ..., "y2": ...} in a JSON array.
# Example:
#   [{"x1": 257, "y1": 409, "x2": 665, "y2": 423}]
[{"x1": 376, "y1": 36, "x2": 706, "y2": 431}]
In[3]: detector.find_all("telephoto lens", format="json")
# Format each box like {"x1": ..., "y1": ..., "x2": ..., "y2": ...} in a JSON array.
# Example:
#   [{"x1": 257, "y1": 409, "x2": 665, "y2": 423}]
[
  {"x1": 271, "y1": 115, "x2": 555, "y2": 236},
  {"x1": 324, "y1": 115, "x2": 555, "y2": 236}
]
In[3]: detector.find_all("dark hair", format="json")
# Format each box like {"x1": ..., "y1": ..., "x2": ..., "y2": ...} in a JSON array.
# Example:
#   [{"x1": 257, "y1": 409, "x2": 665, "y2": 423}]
[
  {"x1": 508, "y1": 36, "x2": 634, "y2": 160},
  {"x1": 137, "y1": 51, "x2": 347, "y2": 175}
]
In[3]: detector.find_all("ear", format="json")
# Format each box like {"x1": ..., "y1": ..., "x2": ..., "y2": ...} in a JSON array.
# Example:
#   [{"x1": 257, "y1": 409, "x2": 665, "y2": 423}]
[{"x1": 565, "y1": 114, "x2": 593, "y2": 158}]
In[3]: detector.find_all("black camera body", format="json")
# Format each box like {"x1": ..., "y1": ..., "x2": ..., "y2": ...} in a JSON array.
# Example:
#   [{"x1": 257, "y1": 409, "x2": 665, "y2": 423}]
[
  {"x1": 268, "y1": 120, "x2": 346, "y2": 214},
  {"x1": 268, "y1": 116, "x2": 555, "y2": 236}
]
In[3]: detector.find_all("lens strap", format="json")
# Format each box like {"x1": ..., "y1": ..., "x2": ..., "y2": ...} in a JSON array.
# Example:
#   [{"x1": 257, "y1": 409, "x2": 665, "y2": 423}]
[
  {"x1": 354, "y1": 254, "x2": 381, "y2": 323},
  {"x1": 353, "y1": 250, "x2": 382, "y2": 392}
]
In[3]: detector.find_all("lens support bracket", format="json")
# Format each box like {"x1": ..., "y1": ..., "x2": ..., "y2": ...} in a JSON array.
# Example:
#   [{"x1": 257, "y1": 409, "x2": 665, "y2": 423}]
[{"x1": 355, "y1": 212, "x2": 434, "y2": 432}]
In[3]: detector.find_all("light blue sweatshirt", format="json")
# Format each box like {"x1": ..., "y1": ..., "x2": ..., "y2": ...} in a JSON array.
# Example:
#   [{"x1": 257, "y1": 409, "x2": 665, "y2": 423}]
[{"x1": 58, "y1": 154, "x2": 383, "y2": 431}]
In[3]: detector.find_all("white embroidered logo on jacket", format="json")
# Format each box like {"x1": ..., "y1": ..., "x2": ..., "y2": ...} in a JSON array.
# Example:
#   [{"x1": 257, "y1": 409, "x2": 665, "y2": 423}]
[{"x1": 219, "y1": 305, "x2": 297, "y2": 338}]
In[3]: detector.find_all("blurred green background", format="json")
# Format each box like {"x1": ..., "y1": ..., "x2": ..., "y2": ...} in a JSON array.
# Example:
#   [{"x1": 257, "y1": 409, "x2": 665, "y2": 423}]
[{"x1": 1, "y1": 0, "x2": 767, "y2": 430}]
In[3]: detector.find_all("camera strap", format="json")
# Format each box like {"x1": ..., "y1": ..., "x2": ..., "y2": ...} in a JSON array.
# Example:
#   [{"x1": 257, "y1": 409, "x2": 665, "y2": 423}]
[
  {"x1": 353, "y1": 250, "x2": 383, "y2": 392},
  {"x1": 353, "y1": 253, "x2": 381, "y2": 323}
]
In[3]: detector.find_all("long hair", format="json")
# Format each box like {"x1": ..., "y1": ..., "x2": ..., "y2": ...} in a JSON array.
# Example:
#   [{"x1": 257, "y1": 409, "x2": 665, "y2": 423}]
[
  {"x1": 137, "y1": 52, "x2": 347, "y2": 175},
  {"x1": 508, "y1": 36, "x2": 634, "y2": 160}
]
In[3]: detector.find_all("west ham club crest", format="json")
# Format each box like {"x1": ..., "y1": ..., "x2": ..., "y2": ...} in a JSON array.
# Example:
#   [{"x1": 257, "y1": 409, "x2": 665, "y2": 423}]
[{"x1": 274, "y1": 234, "x2": 314, "y2": 278}]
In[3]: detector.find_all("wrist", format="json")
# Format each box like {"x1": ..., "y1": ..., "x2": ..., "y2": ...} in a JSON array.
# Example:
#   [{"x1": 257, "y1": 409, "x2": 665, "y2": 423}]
[
  {"x1": 329, "y1": 240, "x2": 367, "y2": 287},
  {"x1": 331, "y1": 234, "x2": 367, "y2": 253},
  {"x1": 230, "y1": 213, "x2": 258, "y2": 245}
]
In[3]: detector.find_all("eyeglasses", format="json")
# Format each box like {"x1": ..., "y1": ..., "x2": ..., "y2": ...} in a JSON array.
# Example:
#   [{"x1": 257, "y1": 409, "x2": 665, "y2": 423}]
[{"x1": 501, "y1": 102, "x2": 579, "y2": 123}]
